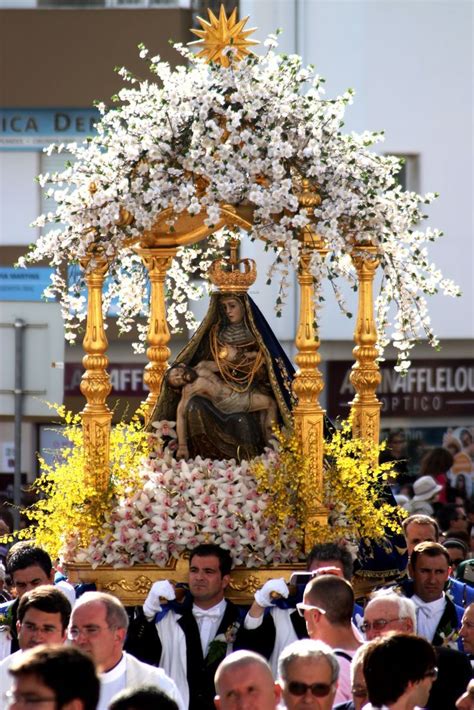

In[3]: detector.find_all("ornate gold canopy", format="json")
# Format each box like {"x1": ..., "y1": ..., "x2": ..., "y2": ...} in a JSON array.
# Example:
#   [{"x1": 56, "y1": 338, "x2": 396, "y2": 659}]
[{"x1": 74, "y1": 6, "x2": 383, "y2": 600}]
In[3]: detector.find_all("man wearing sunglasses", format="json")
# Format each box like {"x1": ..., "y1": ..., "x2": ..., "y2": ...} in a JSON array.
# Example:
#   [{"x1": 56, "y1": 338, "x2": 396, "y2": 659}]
[
  {"x1": 278, "y1": 638, "x2": 339, "y2": 710},
  {"x1": 235, "y1": 542, "x2": 359, "y2": 676},
  {"x1": 299, "y1": 576, "x2": 362, "y2": 705}
]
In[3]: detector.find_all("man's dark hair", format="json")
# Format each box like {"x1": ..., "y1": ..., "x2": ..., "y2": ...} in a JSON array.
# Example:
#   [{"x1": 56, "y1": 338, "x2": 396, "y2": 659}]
[
  {"x1": 304, "y1": 575, "x2": 354, "y2": 626},
  {"x1": 18, "y1": 585, "x2": 71, "y2": 631},
  {"x1": 363, "y1": 633, "x2": 436, "y2": 706},
  {"x1": 402, "y1": 514, "x2": 440, "y2": 540},
  {"x1": 189, "y1": 544, "x2": 233, "y2": 576},
  {"x1": 109, "y1": 685, "x2": 179, "y2": 710},
  {"x1": 6, "y1": 546, "x2": 52, "y2": 578},
  {"x1": 410, "y1": 541, "x2": 451, "y2": 569},
  {"x1": 306, "y1": 542, "x2": 354, "y2": 580},
  {"x1": 9, "y1": 644, "x2": 99, "y2": 710}
]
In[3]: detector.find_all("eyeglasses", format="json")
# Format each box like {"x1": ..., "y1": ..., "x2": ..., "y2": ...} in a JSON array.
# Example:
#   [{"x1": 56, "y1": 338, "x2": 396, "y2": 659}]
[
  {"x1": 351, "y1": 685, "x2": 368, "y2": 699},
  {"x1": 360, "y1": 617, "x2": 405, "y2": 633},
  {"x1": 296, "y1": 603, "x2": 327, "y2": 617},
  {"x1": 68, "y1": 624, "x2": 114, "y2": 640},
  {"x1": 287, "y1": 681, "x2": 334, "y2": 697},
  {"x1": 424, "y1": 667, "x2": 438, "y2": 680},
  {"x1": 5, "y1": 691, "x2": 56, "y2": 707}
]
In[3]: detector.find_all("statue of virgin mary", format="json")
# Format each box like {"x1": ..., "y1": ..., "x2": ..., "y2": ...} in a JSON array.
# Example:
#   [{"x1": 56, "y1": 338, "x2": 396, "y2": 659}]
[{"x1": 156, "y1": 248, "x2": 296, "y2": 461}]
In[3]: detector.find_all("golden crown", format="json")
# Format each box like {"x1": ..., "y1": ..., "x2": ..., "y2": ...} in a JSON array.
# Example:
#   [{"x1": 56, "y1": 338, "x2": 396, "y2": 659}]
[{"x1": 208, "y1": 239, "x2": 257, "y2": 293}]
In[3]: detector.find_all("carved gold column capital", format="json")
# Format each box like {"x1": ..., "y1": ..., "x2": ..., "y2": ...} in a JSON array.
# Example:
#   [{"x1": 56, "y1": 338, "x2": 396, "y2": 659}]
[
  {"x1": 135, "y1": 246, "x2": 178, "y2": 421},
  {"x1": 79, "y1": 252, "x2": 112, "y2": 492},
  {"x1": 350, "y1": 246, "x2": 381, "y2": 445}
]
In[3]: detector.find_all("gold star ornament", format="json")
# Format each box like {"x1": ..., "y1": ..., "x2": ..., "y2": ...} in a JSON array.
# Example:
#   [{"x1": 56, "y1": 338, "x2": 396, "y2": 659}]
[{"x1": 189, "y1": 5, "x2": 259, "y2": 68}]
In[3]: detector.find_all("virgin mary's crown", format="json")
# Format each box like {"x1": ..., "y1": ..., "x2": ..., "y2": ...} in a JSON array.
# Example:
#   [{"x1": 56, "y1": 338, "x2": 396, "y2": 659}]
[{"x1": 208, "y1": 238, "x2": 257, "y2": 293}]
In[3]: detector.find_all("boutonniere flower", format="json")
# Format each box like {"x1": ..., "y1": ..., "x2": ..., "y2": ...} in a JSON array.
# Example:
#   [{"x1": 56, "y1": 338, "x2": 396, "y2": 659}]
[
  {"x1": 438, "y1": 623, "x2": 459, "y2": 648},
  {"x1": 206, "y1": 621, "x2": 241, "y2": 666}
]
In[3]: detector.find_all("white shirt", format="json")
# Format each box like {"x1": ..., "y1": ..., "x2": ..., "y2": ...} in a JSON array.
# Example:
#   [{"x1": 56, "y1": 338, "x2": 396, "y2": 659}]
[
  {"x1": 0, "y1": 649, "x2": 22, "y2": 706},
  {"x1": 98, "y1": 652, "x2": 185, "y2": 710},
  {"x1": 192, "y1": 598, "x2": 227, "y2": 657},
  {"x1": 412, "y1": 593, "x2": 446, "y2": 642},
  {"x1": 98, "y1": 653, "x2": 127, "y2": 710}
]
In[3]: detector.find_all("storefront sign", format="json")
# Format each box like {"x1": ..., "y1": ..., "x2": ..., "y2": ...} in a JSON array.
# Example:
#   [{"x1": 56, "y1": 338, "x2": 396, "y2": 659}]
[
  {"x1": 65, "y1": 363, "x2": 149, "y2": 397},
  {"x1": 0, "y1": 267, "x2": 53, "y2": 301},
  {"x1": 327, "y1": 359, "x2": 474, "y2": 418},
  {"x1": 0, "y1": 108, "x2": 99, "y2": 150}
]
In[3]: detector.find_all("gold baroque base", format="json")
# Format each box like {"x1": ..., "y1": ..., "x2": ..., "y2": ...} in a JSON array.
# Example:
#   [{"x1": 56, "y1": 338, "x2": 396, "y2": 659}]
[{"x1": 66, "y1": 559, "x2": 307, "y2": 606}]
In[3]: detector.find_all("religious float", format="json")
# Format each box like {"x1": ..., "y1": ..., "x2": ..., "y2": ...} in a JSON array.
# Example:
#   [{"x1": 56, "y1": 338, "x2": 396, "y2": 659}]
[{"x1": 16, "y1": 6, "x2": 459, "y2": 603}]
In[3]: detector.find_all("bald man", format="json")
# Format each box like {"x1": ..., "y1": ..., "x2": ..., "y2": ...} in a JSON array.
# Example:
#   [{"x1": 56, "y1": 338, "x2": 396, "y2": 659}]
[{"x1": 214, "y1": 650, "x2": 281, "y2": 710}]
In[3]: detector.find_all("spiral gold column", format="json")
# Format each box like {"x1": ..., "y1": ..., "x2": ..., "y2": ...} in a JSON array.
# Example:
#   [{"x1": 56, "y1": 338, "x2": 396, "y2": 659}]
[
  {"x1": 135, "y1": 247, "x2": 178, "y2": 420},
  {"x1": 349, "y1": 246, "x2": 381, "y2": 445},
  {"x1": 80, "y1": 254, "x2": 112, "y2": 492},
  {"x1": 292, "y1": 232, "x2": 329, "y2": 550}
]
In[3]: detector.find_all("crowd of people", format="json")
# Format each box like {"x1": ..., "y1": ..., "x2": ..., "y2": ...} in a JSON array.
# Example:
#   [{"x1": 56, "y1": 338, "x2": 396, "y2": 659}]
[{"x1": 0, "y1": 525, "x2": 473, "y2": 710}]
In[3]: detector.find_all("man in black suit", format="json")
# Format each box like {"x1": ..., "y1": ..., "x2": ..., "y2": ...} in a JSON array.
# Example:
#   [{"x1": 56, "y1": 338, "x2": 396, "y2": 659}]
[
  {"x1": 407, "y1": 541, "x2": 463, "y2": 647},
  {"x1": 125, "y1": 544, "x2": 242, "y2": 710}
]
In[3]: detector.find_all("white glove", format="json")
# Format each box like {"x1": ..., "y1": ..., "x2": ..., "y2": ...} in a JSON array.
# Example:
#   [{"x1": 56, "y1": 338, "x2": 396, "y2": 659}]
[
  {"x1": 143, "y1": 580, "x2": 176, "y2": 620},
  {"x1": 254, "y1": 578, "x2": 289, "y2": 608}
]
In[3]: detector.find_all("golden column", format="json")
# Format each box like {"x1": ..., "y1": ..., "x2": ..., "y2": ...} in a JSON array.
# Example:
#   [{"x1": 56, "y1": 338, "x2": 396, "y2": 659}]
[
  {"x1": 349, "y1": 246, "x2": 381, "y2": 445},
  {"x1": 292, "y1": 180, "x2": 329, "y2": 550},
  {"x1": 135, "y1": 247, "x2": 178, "y2": 419},
  {"x1": 80, "y1": 254, "x2": 112, "y2": 492}
]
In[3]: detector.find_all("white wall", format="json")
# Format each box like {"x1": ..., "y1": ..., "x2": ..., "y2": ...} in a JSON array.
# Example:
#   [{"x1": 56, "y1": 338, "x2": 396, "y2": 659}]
[
  {"x1": 241, "y1": 0, "x2": 474, "y2": 342},
  {"x1": 0, "y1": 151, "x2": 40, "y2": 246}
]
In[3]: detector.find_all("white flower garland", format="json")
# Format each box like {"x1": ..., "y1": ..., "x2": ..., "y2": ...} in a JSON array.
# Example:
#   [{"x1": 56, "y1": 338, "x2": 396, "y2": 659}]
[{"x1": 22, "y1": 38, "x2": 459, "y2": 368}]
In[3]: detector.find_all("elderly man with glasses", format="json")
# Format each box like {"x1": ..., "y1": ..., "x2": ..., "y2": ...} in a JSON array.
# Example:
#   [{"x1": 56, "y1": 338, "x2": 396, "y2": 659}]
[
  {"x1": 69, "y1": 591, "x2": 184, "y2": 710},
  {"x1": 361, "y1": 590, "x2": 471, "y2": 710},
  {"x1": 361, "y1": 590, "x2": 416, "y2": 641},
  {"x1": 277, "y1": 639, "x2": 339, "y2": 710}
]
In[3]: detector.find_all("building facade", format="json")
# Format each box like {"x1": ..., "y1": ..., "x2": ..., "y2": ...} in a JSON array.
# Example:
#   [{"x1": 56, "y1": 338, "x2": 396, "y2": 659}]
[{"x1": 0, "y1": 0, "x2": 472, "y2": 496}]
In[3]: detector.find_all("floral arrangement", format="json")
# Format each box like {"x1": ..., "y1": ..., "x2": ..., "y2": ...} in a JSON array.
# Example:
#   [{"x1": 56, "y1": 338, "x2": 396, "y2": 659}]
[
  {"x1": 11, "y1": 405, "x2": 150, "y2": 562},
  {"x1": 251, "y1": 417, "x2": 403, "y2": 547},
  {"x1": 19, "y1": 31, "x2": 459, "y2": 370},
  {"x1": 66, "y1": 420, "x2": 303, "y2": 568},
  {"x1": 6, "y1": 408, "x2": 402, "y2": 569}
]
